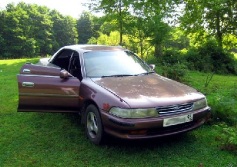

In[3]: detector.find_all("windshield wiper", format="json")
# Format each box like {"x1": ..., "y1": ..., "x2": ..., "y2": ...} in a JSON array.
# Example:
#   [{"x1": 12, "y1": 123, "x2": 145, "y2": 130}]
[
  {"x1": 135, "y1": 71, "x2": 155, "y2": 76},
  {"x1": 101, "y1": 74, "x2": 134, "y2": 78}
]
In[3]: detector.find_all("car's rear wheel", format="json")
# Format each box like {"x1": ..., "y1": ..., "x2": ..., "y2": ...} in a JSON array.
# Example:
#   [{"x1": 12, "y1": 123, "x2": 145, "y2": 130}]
[{"x1": 85, "y1": 104, "x2": 104, "y2": 145}]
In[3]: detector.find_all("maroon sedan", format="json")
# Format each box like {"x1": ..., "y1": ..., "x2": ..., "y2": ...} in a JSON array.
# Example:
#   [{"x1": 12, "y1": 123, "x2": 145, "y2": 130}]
[{"x1": 17, "y1": 45, "x2": 211, "y2": 144}]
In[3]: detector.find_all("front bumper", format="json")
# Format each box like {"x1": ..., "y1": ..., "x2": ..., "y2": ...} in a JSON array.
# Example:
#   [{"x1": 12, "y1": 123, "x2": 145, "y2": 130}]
[{"x1": 100, "y1": 107, "x2": 211, "y2": 139}]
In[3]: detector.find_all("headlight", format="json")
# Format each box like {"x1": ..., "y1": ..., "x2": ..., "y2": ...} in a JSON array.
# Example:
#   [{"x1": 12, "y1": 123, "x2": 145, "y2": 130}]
[
  {"x1": 193, "y1": 98, "x2": 207, "y2": 110},
  {"x1": 109, "y1": 107, "x2": 158, "y2": 118}
]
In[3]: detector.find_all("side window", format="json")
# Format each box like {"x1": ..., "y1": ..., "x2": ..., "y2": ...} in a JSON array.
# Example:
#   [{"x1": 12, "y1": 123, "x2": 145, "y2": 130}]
[
  {"x1": 51, "y1": 49, "x2": 73, "y2": 70},
  {"x1": 68, "y1": 52, "x2": 82, "y2": 80}
]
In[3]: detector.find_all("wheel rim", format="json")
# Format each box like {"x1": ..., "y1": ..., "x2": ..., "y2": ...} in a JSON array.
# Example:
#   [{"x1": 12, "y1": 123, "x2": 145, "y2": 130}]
[{"x1": 87, "y1": 111, "x2": 98, "y2": 139}]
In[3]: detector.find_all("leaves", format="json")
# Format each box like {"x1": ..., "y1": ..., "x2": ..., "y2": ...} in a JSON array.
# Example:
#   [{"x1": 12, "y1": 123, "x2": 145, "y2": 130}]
[
  {"x1": 77, "y1": 12, "x2": 94, "y2": 44},
  {"x1": 0, "y1": 0, "x2": 236, "y2": 58},
  {"x1": 215, "y1": 123, "x2": 237, "y2": 152},
  {"x1": 0, "y1": 2, "x2": 78, "y2": 58},
  {"x1": 181, "y1": 0, "x2": 237, "y2": 48}
]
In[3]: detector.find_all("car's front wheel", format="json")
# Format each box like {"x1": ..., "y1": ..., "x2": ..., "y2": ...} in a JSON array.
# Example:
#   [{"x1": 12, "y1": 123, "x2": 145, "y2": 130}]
[{"x1": 85, "y1": 104, "x2": 104, "y2": 145}]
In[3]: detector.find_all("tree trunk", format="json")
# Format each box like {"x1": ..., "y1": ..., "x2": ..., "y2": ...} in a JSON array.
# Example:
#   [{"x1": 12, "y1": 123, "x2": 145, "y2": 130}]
[
  {"x1": 154, "y1": 43, "x2": 163, "y2": 57},
  {"x1": 140, "y1": 41, "x2": 143, "y2": 59},
  {"x1": 215, "y1": 10, "x2": 223, "y2": 49}
]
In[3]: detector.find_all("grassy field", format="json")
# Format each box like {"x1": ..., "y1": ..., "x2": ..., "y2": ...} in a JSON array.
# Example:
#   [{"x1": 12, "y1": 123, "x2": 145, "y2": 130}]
[{"x1": 0, "y1": 59, "x2": 237, "y2": 167}]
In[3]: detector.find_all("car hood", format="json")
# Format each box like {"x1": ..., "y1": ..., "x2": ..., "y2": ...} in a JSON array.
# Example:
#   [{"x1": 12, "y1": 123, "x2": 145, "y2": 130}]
[{"x1": 92, "y1": 73, "x2": 204, "y2": 108}]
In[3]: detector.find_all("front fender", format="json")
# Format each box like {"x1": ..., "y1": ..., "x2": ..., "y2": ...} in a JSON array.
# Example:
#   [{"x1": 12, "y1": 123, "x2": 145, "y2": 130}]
[{"x1": 79, "y1": 78, "x2": 130, "y2": 112}]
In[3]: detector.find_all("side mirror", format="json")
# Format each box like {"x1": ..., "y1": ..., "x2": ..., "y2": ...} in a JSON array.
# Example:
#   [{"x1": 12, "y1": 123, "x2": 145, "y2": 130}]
[
  {"x1": 149, "y1": 64, "x2": 155, "y2": 70},
  {"x1": 60, "y1": 70, "x2": 72, "y2": 79}
]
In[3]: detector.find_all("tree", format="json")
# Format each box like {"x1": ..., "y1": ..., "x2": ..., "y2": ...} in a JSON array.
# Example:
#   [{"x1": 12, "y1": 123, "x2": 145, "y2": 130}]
[
  {"x1": 0, "y1": 2, "x2": 54, "y2": 57},
  {"x1": 164, "y1": 28, "x2": 190, "y2": 50},
  {"x1": 22, "y1": 3, "x2": 53, "y2": 56},
  {"x1": 0, "y1": 10, "x2": 6, "y2": 57},
  {"x1": 131, "y1": 0, "x2": 177, "y2": 56},
  {"x1": 51, "y1": 10, "x2": 78, "y2": 51},
  {"x1": 126, "y1": 16, "x2": 150, "y2": 58},
  {"x1": 88, "y1": 31, "x2": 121, "y2": 45},
  {"x1": 146, "y1": 15, "x2": 171, "y2": 57},
  {"x1": 85, "y1": 0, "x2": 131, "y2": 45},
  {"x1": 85, "y1": 0, "x2": 179, "y2": 56},
  {"x1": 0, "y1": 3, "x2": 38, "y2": 58},
  {"x1": 0, "y1": 2, "x2": 78, "y2": 58},
  {"x1": 181, "y1": 0, "x2": 237, "y2": 49},
  {"x1": 77, "y1": 12, "x2": 94, "y2": 44}
]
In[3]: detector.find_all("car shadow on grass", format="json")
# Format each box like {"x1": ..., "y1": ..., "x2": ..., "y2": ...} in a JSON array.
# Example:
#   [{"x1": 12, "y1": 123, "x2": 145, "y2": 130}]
[
  {"x1": 105, "y1": 133, "x2": 194, "y2": 148},
  {"x1": 28, "y1": 112, "x2": 199, "y2": 152},
  {"x1": 60, "y1": 112, "x2": 198, "y2": 148}
]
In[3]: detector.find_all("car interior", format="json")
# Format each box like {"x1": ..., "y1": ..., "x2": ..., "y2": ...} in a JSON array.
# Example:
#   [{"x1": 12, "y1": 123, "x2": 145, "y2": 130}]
[
  {"x1": 51, "y1": 49, "x2": 82, "y2": 80},
  {"x1": 68, "y1": 53, "x2": 82, "y2": 80}
]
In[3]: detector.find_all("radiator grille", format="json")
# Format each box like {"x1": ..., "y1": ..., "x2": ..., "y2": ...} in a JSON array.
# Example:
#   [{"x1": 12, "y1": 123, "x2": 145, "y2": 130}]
[{"x1": 157, "y1": 103, "x2": 193, "y2": 116}]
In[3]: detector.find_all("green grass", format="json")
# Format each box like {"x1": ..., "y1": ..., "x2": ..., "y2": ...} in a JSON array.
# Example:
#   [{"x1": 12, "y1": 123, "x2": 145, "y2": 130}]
[
  {"x1": 0, "y1": 59, "x2": 237, "y2": 166},
  {"x1": 184, "y1": 71, "x2": 237, "y2": 124},
  {"x1": 184, "y1": 71, "x2": 237, "y2": 101}
]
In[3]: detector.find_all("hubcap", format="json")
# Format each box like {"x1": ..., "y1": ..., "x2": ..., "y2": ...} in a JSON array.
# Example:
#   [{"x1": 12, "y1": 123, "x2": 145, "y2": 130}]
[{"x1": 87, "y1": 112, "x2": 98, "y2": 138}]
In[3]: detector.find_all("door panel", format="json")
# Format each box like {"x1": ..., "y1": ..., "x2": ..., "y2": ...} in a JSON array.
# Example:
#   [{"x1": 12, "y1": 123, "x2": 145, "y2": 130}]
[{"x1": 17, "y1": 64, "x2": 81, "y2": 112}]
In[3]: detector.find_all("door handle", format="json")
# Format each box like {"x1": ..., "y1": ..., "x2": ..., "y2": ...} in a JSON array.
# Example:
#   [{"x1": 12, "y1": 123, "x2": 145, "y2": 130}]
[
  {"x1": 22, "y1": 82, "x2": 34, "y2": 87},
  {"x1": 23, "y1": 69, "x2": 31, "y2": 73}
]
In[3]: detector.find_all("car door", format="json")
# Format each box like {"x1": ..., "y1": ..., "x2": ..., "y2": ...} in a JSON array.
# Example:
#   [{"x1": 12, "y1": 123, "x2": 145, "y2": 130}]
[{"x1": 17, "y1": 50, "x2": 81, "y2": 113}]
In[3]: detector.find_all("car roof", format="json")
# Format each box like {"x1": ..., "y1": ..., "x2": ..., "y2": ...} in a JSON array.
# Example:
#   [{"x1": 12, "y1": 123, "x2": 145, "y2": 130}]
[{"x1": 63, "y1": 45, "x2": 126, "y2": 52}]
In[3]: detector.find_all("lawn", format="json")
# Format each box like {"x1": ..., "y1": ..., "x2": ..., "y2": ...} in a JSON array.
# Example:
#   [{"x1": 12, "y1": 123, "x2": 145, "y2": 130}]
[{"x1": 0, "y1": 59, "x2": 237, "y2": 167}]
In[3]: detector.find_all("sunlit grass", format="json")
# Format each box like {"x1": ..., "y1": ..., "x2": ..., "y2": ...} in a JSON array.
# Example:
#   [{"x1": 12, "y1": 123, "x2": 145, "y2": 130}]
[
  {"x1": 184, "y1": 71, "x2": 237, "y2": 106},
  {"x1": 0, "y1": 58, "x2": 237, "y2": 166}
]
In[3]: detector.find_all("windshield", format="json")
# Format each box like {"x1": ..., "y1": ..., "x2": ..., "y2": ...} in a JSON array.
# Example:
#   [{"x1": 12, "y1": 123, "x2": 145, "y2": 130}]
[{"x1": 83, "y1": 51, "x2": 152, "y2": 78}]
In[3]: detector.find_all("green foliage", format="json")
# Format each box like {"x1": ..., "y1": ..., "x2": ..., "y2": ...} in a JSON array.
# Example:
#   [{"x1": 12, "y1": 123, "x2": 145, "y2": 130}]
[
  {"x1": 208, "y1": 95, "x2": 237, "y2": 125},
  {"x1": 86, "y1": 0, "x2": 132, "y2": 45},
  {"x1": 181, "y1": 0, "x2": 237, "y2": 49},
  {"x1": 0, "y1": 2, "x2": 77, "y2": 58},
  {"x1": 1, "y1": 0, "x2": 236, "y2": 62},
  {"x1": 51, "y1": 10, "x2": 78, "y2": 51},
  {"x1": 185, "y1": 48, "x2": 206, "y2": 71},
  {"x1": 223, "y1": 34, "x2": 237, "y2": 51},
  {"x1": 183, "y1": 71, "x2": 237, "y2": 153},
  {"x1": 185, "y1": 40, "x2": 237, "y2": 74},
  {"x1": 215, "y1": 123, "x2": 237, "y2": 153},
  {"x1": 164, "y1": 28, "x2": 190, "y2": 50},
  {"x1": 204, "y1": 75, "x2": 237, "y2": 125},
  {"x1": 85, "y1": 0, "x2": 177, "y2": 57},
  {"x1": 77, "y1": 12, "x2": 94, "y2": 44},
  {"x1": 184, "y1": 70, "x2": 237, "y2": 125},
  {"x1": 160, "y1": 63, "x2": 187, "y2": 82},
  {"x1": 160, "y1": 49, "x2": 185, "y2": 65},
  {"x1": 89, "y1": 31, "x2": 123, "y2": 45},
  {"x1": 154, "y1": 49, "x2": 188, "y2": 82},
  {"x1": 234, "y1": 53, "x2": 237, "y2": 59},
  {"x1": 124, "y1": 16, "x2": 152, "y2": 58}
]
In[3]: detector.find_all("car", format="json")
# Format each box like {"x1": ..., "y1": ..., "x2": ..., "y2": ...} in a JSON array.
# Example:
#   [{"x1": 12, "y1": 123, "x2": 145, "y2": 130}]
[{"x1": 17, "y1": 45, "x2": 211, "y2": 145}]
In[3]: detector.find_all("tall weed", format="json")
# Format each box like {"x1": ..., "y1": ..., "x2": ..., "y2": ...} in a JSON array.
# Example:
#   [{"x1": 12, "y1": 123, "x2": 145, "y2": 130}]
[{"x1": 215, "y1": 123, "x2": 237, "y2": 153}]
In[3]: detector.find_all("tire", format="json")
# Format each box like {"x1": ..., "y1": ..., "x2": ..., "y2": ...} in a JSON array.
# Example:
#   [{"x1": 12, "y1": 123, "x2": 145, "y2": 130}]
[{"x1": 85, "y1": 104, "x2": 104, "y2": 145}]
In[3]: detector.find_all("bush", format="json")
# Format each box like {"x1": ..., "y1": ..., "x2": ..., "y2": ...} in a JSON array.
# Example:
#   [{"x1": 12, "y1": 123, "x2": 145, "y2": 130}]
[
  {"x1": 160, "y1": 49, "x2": 184, "y2": 65},
  {"x1": 185, "y1": 48, "x2": 213, "y2": 72},
  {"x1": 185, "y1": 40, "x2": 237, "y2": 74},
  {"x1": 160, "y1": 63, "x2": 187, "y2": 82},
  {"x1": 215, "y1": 123, "x2": 237, "y2": 153},
  {"x1": 208, "y1": 95, "x2": 237, "y2": 125},
  {"x1": 146, "y1": 49, "x2": 188, "y2": 82}
]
